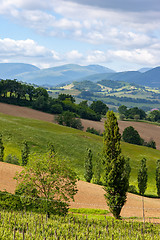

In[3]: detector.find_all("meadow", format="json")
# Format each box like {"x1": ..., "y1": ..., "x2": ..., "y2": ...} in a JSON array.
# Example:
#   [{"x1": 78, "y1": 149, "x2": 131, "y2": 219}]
[{"x1": 0, "y1": 112, "x2": 160, "y2": 196}]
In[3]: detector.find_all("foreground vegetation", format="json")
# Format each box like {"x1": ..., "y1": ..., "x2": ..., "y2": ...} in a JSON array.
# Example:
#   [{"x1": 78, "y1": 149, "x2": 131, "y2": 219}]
[{"x1": 0, "y1": 209, "x2": 159, "y2": 239}]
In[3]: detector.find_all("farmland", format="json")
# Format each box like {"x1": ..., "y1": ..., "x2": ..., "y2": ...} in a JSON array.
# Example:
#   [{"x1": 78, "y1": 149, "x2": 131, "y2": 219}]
[
  {"x1": 0, "y1": 102, "x2": 160, "y2": 231},
  {"x1": 0, "y1": 209, "x2": 160, "y2": 239}
]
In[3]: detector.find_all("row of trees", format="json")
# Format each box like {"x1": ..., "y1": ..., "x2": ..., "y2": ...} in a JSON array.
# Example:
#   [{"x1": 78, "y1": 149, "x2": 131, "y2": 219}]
[
  {"x1": 0, "y1": 79, "x2": 108, "y2": 121},
  {"x1": 118, "y1": 105, "x2": 160, "y2": 123},
  {"x1": 83, "y1": 111, "x2": 160, "y2": 219}
]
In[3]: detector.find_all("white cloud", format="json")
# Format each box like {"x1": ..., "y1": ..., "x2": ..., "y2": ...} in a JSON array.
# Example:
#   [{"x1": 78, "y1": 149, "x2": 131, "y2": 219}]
[
  {"x1": 0, "y1": 0, "x2": 160, "y2": 69},
  {"x1": 65, "y1": 50, "x2": 83, "y2": 60}
]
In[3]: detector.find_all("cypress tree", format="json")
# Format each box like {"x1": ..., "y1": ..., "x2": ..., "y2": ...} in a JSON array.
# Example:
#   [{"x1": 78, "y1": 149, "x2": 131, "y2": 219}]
[
  {"x1": 93, "y1": 154, "x2": 102, "y2": 185},
  {"x1": 0, "y1": 134, "x2": 4, "y2": 162},
  {"x1": 156, "y1": 159, "x2": 160, "y2": 197},
  {"x1": 21, "y1": 141, "x2": 29, "y2": 166},
  {"x1": 84, "y1": 148, "x2": 93, "y2": 183},
  {"x1": 138, "y1": 158, "x2": 148, "y2": 195},
  {"x1": 103, "y1": 111, "x2": 129, "y2": 219}
]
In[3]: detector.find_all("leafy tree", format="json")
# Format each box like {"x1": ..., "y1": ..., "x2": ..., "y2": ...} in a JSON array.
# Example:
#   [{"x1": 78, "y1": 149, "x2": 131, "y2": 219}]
[
  {"x1": 147, "y1": 110, "x2": 160, "y2": 122},
  {"x1": 58, "y1": 93, "x2": 75, "y2": 103},
  {"x1": 138, "y1": 158, "x2": 148, "y2": 195},
  {"x1": 90, "y1": 100, "x2": 108, "y2": 115},
  {"x1": 118, "y1": 105, "x2": 127, "y2": 116},
  {"x1": 15, "y1": 153, "x2": 77, "y2": 215},
  {"x1": 84, "y1": 148, "x2": 93, "y2": 183},
  {"x1": 126, "y1": 107, "x2": 146, "y2": 120},
  {"x1": 21, "y1": 141, "x2": 29, "y2": 166},
  {"x1": 56, "y1": 111, "x2": 83, "y2": 130},
  {"x1": 103, "y1": 111, "x2": 129, "y2": 219},
  {"x1": 51, "y1": 104, "x2": 63, "y2": 114},
  {"x1": 79, "y1": 100, "x2": 88, "y2": 108},
  {"x1": 156, "y1": 159, "x2": 160, "y2": 197},
  {"x1": 0, "y1": 134, "x2": 4, "y2": 162},
  {"x1": 122, "y1": 126, "x2": 142, "y2": 145}
]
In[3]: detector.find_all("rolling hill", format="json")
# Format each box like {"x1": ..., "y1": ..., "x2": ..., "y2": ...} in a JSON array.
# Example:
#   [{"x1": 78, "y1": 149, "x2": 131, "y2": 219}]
[
  {"x1": 1, "y1": 63, "x2": 160, "y2": 88},
  {"x1": 0, "y1": 63, "x2": 39, "y2": 79},
  {"x1": 6, "y1": 64, "x2": 115, "y2": 86},
  {"x1": 0, "y1": 102, "x2": 160, "y2": 196}
]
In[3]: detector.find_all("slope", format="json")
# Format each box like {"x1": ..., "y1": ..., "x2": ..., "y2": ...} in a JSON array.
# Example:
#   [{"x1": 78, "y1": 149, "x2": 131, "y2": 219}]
[
  {"x1": 0, "y1": 63, "x2": 39, "y2": 79},
  {"x1": 0, "y1": 103, "x2": 160, "y2": 195},
  {"x1": 0, "y1": 161, "x2": 160, "y2": 220}
]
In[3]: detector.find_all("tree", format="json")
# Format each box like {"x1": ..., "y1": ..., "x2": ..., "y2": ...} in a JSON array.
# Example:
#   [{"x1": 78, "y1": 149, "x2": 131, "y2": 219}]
[
  {"x1": 0, "y1": 134, "x2": 4, "y2": 162},
  {"x1": 21, "y1": 141, "x2": 29, "y2": 166},
  {"x1": 103, "y1": 111, "x2": 129, "y2": 219},
  {"x1": 93, "y1": 154, "x2": 102, "y2": 185},
  {"x1": 58, "y1": 93, "x2": 75, "y2": 103},
  {"x1": 122, "y1": 126, "x2": 142, "y2": 145},
  {"x1": 118, "y1": 105, "x2": 127, "y2": 116},
  {"x1": 15, "y1": 153, "x2": 77, "y2": 215},
  {"x1": 90, "y1": 100, "x2": 108, "y2": 115},
  {"x1": 84, "y1": 148, "x2": 93, "y2": 182},
  {"x1": 138, "y1": 158, "x2": 148, "y2": 195},
  {"x1": 156, "y1": 159, "x2": 160, "y2": 197},
  {"x1": 56, "y1": 111, "x2": 83, "y2": 130}
]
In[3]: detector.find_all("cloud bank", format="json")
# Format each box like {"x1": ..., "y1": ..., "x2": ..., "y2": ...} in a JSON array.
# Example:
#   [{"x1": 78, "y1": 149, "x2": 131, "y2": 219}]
[{"x1": 0, "y1": 0, "x2": 160, "y2": 70}]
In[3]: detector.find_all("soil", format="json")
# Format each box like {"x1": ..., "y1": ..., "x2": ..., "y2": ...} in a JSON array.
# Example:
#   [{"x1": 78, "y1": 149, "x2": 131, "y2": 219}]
[
  {"x1": 0, "y1": 102, "x2": 160, "y2": 221},
  {"x1": 0, "y1": 162, "x2": 160, "y2": 222}
]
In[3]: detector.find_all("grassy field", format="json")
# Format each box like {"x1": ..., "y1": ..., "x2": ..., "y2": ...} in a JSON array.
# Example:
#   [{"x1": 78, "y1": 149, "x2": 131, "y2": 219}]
[{"x1": 0, "y1": 112, "x2": 160, "y2": 196}]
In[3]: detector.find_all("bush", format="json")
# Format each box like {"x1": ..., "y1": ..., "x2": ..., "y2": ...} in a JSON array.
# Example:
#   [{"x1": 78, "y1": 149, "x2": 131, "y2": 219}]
[
  {"x1": 86, "y1": 127, "x2": 102, "y2": 136},
  {"x1": 5, "y1": 154, "x2": 19, "y2": 165},
  {"x1": 122, "y1": 126, "x2": 142, "y2": 145},
  {"x1": 56, "y1": 111, "x2": 84, "y2": 130},
  {"x1": 128, "y1": 185, "x2": 138, "y2": 194}
]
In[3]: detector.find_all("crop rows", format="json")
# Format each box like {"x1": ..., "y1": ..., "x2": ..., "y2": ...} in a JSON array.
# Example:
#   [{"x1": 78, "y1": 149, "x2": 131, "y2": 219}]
[{"x1": 0, "y1": 210, "x2": 160, "y2": 239}]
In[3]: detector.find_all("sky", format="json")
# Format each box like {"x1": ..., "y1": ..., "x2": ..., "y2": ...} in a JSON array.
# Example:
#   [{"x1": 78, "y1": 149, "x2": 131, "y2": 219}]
[{"x1": 0, "y1": 0, "x2": 160, "y2": 71}]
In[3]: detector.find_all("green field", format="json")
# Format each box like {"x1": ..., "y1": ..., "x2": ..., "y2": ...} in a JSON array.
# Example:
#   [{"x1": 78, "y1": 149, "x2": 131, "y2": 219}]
[{"x1": 0, "y1": 112, "x2": 160, "y2": 196}]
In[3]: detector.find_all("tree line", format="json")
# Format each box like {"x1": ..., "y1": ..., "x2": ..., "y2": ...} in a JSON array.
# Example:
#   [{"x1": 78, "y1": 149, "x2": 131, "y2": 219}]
[
  {"x1": 0, "y1": 79, "x2": 108, "y2": 122},
  {"x1": 118, "y1": 105, "x2": 160, "y2": 123},
  {"x1": 83, "y1": 112, "x2": 160, "y2": 219}
]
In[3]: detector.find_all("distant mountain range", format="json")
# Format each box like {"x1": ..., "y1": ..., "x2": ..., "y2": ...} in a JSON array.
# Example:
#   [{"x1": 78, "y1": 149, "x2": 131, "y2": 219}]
[{"x1": 0, "y1": 63, "x2": 160, "y2": 88}]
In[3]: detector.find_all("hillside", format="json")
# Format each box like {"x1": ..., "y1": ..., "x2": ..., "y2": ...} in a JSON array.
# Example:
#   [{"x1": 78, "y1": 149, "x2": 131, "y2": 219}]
[
  {"x1": 12, "y1": 64, "x2": 115, "y2": 86},
  {"x1": 0, "y1": 102, "x2": 160, "y2": 150},
  {"x1": 76, "y1": 67, "x2": 160, "y2": 88},
  {"x1": 0, "y1": 103, "x2": 160, "y2": 196},
  {"x1": 0, "y1": 161, "x2": 160, "y2": 220},
  {"x1": 1, "y1": 63, "x2": 160, "y2": 88},
  {"x1": 0, "y1": 63, "x2": 39, "y2": 79},
  {"x1": 50, "y1": 79, "x2": 160, "y2": 111}
]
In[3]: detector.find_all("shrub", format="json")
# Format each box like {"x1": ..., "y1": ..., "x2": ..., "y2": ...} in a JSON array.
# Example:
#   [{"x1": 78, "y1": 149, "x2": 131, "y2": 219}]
[
  {"x1": 122, "y1": 126, "x2": 142, "y2": 145},
  {"x1": 128, "y1": 185, "x2": 138, "y2": 194},
  {"x1": 5, "y1": 154, "x2": 19, "y2": 165},
  {"x1": 56, "y1": 111, "x2": 84, "y2": 130},
  {"x1": 86, "y1": 127, "x2": 102, "y2": 136}
]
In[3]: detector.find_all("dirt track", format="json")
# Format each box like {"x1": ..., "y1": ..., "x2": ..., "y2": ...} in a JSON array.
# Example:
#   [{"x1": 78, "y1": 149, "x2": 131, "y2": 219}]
[{"x1": 0, "y1": 102, "x2": 160, "y2": 221}]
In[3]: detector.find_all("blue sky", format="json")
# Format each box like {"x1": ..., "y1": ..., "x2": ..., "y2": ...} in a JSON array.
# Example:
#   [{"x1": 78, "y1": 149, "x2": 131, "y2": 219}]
[{"x1": 0, "y1": 0, "x2": 160, "y2": 71}]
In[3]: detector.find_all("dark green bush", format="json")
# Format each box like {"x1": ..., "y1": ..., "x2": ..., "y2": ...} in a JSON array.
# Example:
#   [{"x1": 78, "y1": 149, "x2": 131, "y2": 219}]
[
  {"x1": 128, "y1": 185, "x2": 138, "y2": 194},
  {"x1": 5, "y1": 154, "x2": 19, "y2": 165},
  {"x1": 86, "y1": 127, "x2": 102, "y2": 136}
]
